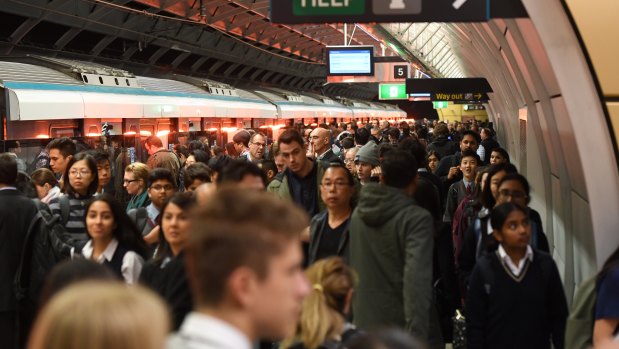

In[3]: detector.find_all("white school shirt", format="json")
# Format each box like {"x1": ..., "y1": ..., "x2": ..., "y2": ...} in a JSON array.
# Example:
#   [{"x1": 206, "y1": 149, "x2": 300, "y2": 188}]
[
  {"x1": 81, "y1": 238, "x2": 144, "y2": 284},
  {"x1": 497, "y1": 244, "x2": 534, "y2": 277}
]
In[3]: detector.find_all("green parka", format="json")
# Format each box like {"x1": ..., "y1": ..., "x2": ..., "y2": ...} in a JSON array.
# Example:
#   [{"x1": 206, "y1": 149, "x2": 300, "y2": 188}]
[{"x1": 349, "y1": 183, "x2": 435, "y2": 341}]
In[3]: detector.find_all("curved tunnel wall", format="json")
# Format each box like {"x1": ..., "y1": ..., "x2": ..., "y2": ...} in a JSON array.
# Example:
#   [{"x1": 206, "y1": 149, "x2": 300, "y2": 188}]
[{"x1": 439, "y1": 1, "x2": 619, "y2": 301}]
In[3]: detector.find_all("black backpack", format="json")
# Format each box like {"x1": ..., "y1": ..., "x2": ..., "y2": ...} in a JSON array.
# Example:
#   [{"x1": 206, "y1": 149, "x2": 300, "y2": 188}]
[{"x1": 14, "y1": 199, "x2": 77, "y2": 304}]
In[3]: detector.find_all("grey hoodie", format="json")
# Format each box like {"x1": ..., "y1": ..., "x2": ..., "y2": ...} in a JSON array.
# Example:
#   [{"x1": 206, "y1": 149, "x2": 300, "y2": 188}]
[{"x1": 349, "y1": 183, "x2": 435, "y2": 342}]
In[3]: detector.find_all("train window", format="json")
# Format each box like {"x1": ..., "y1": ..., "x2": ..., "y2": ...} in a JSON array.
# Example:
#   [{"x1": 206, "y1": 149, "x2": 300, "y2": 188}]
[
  {"x1": 83, "y1": 75, "x2": 89, "y2": 83},
  {"x1": 98, "y1": 77, "x2": 104, "y2": 84},
  {"x1": 126, "y1": 79, "x2": 130, "y2": 86},
  {"x1": 50, "y1": 127, "x2": 75, "y2": 138},
  {"x1": 114, "y1": 78, "x2": 119, "y2": 85},
  {"x1": 141, "y1": 125, "x2": 155, "y2": 136}
]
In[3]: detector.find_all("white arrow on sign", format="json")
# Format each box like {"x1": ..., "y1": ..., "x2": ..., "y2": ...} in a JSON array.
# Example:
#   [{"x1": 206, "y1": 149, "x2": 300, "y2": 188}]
[{"x1": 452, "y1": 0, "x2": 467, "y2": 10}]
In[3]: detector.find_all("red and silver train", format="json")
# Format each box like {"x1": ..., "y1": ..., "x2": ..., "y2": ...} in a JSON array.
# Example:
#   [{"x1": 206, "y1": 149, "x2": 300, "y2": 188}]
[{"x1": 0, "y1": 56, "x2": 406, "y2": 164}]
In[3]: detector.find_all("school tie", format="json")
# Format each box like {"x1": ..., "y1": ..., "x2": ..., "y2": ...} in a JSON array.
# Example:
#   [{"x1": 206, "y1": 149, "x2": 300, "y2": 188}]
[{"x1": 466, "y1": 184, "x2": 472, "y2": 195}]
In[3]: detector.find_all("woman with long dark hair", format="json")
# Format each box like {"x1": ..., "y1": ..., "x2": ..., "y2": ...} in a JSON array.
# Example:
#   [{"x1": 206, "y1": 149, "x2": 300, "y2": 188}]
[
  {"x1": 426, "y1": 150, "x2": 441, "y2": 174},
  {"x1": 80, "y1": 194, "x2": 149, "y2": 284},
  {"x1": 140, "y1": 192, "x2": 197, "y2": 329}
]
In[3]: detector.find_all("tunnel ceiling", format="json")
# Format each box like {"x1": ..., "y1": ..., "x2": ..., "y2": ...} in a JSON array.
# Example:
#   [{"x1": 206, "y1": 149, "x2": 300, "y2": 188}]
[
  {"x1": 380, "y1": 23, "x2": 465, "y2": 78},
  {"x1": 0, "y1": 0, "x2": 408, "y2": 100}
]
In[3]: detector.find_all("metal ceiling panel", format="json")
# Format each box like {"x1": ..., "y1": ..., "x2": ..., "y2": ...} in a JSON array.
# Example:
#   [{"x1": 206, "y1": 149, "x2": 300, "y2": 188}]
[{"x1": 0, "y1": 61, "x2": 81, "y2": 85}]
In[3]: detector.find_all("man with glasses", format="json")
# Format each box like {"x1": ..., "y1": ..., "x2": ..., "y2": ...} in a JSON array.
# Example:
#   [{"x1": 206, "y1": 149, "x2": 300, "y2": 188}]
[
  {"x1": 128, "y1": 168, "x2": 176, "y2": 244},
  {"x1": 307, "y1": 164, "x2": 355, "y2": 265},
  {"x1": 344, "y1": 147, "x2": 358, "y2": 177},
  {"x1": 241, "y1": 133, "x2": 266, "y2": 163}
]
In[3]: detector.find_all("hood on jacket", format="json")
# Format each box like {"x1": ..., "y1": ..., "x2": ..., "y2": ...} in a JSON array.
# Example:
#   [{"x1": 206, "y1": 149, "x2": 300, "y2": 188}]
[
  {"x1": 431, "y1": 136, "x2": 451, "y2": 146},
  {"x1": 355, "y1": 183, "x2": 414, "y2": 227}
]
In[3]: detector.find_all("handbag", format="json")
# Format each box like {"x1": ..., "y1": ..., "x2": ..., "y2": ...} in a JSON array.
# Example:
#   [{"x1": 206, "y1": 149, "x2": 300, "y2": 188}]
[{"x1": 452, "y1": 309, "x2": 466, "y2": 349}]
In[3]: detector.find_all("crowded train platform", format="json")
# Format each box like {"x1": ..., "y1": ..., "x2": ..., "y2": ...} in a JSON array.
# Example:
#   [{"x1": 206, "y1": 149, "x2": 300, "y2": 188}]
[
  {"x1": 0, "y1": 0, "x2": 618, "y2": 348},
  {"x1": 0, "y1": 119, "x2": 617, "y2": 349}
]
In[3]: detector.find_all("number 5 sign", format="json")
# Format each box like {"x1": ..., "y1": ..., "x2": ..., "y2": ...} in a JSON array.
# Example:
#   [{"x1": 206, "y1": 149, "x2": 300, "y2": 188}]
[{"x1": 394, "y1": 65, "x2": 409, "y2": 79}]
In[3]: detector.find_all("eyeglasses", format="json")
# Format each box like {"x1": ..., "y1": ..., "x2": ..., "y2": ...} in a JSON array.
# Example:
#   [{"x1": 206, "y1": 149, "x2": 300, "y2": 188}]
[
  {"x1": 251, "y1": 142, "x2": 266, "y2": 148},
  {"x1": 150, "y1": 184, "x2": 174, "y2": 191},
  {"x1": 123, "y1": 179, "x2": 138, "y2": 185},
  {"x1": 69, "y1": 169, "x2": 92, "y2": 177},
  {"x1": 498, "y1": 189, "x2": 527, "y2": 199},
  {"x1": 321, "y1": 181, "x2": 351, "y2": 189},
  {"x1": 344, "y1": 159, "x2": 354, "y2": 164}
]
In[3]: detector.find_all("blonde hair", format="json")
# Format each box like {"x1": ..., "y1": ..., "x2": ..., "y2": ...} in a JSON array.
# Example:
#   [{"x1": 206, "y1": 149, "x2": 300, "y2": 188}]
[
  {"x1": 124, "y1": 162, "x2": 149, "y2": 185},
  {"x1": 282, "y1": 257, "x2": 356, "y2": 349},
  {"x1": 28, "y1": 282, "x2": 170, "y2": 349}
]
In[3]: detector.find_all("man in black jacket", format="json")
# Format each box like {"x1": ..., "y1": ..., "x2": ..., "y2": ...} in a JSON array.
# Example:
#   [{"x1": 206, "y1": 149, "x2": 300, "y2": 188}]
[
  {"x1": 308, "y1": 163, "x2": 355, "y2": 265},
  {"x1": 0, "y1": 154, "x2": 39, "y2": 349},
  {"x1": 427, "y1": 123, "x2": 458, "y2": 159},
  {"x1": 309, "y1": 127, "x2": 340, "y2": 163}
]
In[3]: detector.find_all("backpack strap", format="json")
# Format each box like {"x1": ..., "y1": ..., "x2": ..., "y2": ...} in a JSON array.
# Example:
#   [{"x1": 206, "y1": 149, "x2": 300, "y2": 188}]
[
  {"x1": 128, "y1": 207, "x2": 150, "y2": 236},
  {"x1": 59, "y1": 195, "x2": 71, "y2": 226}
]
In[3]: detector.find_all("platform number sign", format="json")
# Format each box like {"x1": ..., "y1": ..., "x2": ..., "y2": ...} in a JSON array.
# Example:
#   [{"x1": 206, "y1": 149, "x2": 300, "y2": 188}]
[{"x1": 394, "y1": 65, "x2": 408, "y2": 79}]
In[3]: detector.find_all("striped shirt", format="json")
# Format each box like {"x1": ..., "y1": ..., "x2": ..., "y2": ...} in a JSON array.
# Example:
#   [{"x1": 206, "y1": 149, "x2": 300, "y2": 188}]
[{"x1": 48, "y1": 194, "x2": 94, "y2": 242}]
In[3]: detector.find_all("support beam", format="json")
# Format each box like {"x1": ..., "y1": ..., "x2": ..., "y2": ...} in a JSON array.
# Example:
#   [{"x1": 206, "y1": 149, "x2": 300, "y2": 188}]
[{"x1": 171, "y1": 52, "x2": 191, "y2": 68}]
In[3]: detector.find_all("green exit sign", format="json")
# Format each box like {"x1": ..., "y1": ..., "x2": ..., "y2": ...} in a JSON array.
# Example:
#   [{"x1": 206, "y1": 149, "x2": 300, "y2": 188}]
[
  {"x1": 379, "y1": 83, "x2": 407, "y2": 100},
  {"x1": 293, "y1": 0, "x2": 365, "y2": 16},
  {"x1": 433, "y1": 101, "x2": 449, "y2": 109}
]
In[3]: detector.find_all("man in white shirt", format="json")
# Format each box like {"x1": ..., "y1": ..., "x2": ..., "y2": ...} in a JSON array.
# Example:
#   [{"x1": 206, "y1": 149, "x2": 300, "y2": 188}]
[{"x1": 168, "y1": 189, "x2": 311, "y2": 349}]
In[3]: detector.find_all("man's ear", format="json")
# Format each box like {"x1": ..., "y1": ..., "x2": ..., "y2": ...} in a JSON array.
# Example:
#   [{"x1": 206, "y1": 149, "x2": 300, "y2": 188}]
[
  {"x1": 227, "y1": 266, "x2": 258, "y2": 308},
  {"x1": 267, "y1": 170, "x2": 275, "y2": 179}
]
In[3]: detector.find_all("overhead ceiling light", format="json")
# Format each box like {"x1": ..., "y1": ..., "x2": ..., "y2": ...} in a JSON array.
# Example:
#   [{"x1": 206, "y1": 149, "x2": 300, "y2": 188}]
[{"x1": 171, "y1": 44, "x2": 191, "y2": 53}]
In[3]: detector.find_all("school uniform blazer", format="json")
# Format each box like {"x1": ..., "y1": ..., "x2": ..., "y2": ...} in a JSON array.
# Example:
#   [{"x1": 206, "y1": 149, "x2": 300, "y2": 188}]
[{"x1": 0, "y1": 189, "x2": 39, "y2": 311}]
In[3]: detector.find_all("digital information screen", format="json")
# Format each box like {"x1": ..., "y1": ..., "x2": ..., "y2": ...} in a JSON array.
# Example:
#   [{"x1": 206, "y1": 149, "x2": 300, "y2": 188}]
[{"x1": 328, "y1": 48, "x2": 374, "y2": 76}]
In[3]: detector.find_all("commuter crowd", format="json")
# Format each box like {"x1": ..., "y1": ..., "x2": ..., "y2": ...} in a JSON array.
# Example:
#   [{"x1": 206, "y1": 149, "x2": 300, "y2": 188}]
[{"x1": 0, "y1": 118, "x2": 618, "y2": 349}]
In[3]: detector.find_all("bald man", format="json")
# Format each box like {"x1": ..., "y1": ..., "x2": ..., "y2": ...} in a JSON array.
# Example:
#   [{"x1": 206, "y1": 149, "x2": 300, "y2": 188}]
[{"x1": 309, "y1": 128, "x2": 340, "y2": 163}]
